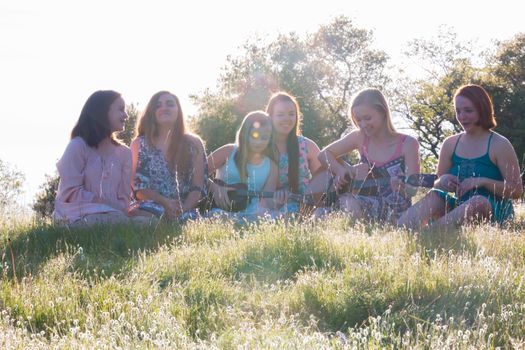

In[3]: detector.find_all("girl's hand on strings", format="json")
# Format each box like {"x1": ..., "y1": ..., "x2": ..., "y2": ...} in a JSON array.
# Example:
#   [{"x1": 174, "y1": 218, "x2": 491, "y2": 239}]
[
  {"x1": 211, "y1": 181, "x2": 233, "y2": 210},
  {"x1": 436, "y1": 174, "x2": 459, "y2": 192}
]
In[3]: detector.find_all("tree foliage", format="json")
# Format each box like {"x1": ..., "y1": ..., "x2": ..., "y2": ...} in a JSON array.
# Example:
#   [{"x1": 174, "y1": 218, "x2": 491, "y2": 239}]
[
  {"x1": 191, "y1": 16, "x2": 389, "y2": 150},
  {"x1": 0, "y1": 159, "x2": 25, "y2": 215},
  {"x1": 393, "y1": 29, "x2": 479, "y2": 159},
  {"x1": 119, "y1": 103, "x2": 140, "y2": 146},
  {"x1": 394, "y1": 29, "x2": 525, "y2": 170},
  {"x1": 483, "y1": 33, "x2": 525, "y2": 166},
  {"x1": 32, "y1": 172, "x2": 59, "y2": 220}
]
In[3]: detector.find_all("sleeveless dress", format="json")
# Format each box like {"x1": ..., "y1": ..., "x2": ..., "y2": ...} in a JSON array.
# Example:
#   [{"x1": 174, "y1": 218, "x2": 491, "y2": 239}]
[
  {"x1": 434, "y1": 132, "x2": 513, "y2": 224},
  {"x1": 348, "y1": 135, "x2": 411, "y2": 222},
  {"x1": 210, "y1": 146, "x2": 272, "y2": 220},
  {"x1": 131, "y1": 135, "x2": 208, "y2": 220},
  {"x1": 276, "y1": 135, "x2": 312, "y2": 213}
]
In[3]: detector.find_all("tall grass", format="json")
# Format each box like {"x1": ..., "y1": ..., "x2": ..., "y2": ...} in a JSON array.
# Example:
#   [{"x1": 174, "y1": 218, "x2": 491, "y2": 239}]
[{"x1": 0, "y1": 213, "x2": 524, "y2": 348}]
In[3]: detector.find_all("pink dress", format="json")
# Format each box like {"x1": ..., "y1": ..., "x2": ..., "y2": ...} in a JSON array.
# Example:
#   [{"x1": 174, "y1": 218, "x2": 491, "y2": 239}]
[{"x1": 53, "y1": 137, "x2": 132, "y2": 224}]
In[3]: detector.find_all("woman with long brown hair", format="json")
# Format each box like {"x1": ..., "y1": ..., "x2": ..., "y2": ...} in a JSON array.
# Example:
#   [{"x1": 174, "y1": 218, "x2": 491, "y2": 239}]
[
  {"x1": 129, "y1": 91, "x2": 207, "y2": 221},
  {"x1": 265, "y1": 92, "x2": 322, "y2": 214},
  {"x1": 53, "y1": 90, "x2": 133, "y2": 226}
]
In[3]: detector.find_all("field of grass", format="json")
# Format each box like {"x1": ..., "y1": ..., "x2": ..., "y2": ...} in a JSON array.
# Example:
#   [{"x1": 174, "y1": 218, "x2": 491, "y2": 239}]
[{"x1": 0, "y1": 211, "x2": 524, "y2": 349}]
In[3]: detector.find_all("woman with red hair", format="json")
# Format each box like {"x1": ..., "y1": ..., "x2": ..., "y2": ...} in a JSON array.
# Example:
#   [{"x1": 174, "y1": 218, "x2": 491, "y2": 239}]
[{"x1": 398, "y1": 84, "x2": 523, "y2": 230}]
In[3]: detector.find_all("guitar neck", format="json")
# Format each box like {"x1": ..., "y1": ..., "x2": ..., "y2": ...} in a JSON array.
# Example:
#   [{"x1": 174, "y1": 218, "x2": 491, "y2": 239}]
[
  {"x1": 234, "y1": 174, "x2": 435, "y2": 201},
  {"x1": 350, "y1": 177, "x2": 390, "y2": 189},
  {"x1": 236, "y1": 190, "x2": 303, "y2": 202}
]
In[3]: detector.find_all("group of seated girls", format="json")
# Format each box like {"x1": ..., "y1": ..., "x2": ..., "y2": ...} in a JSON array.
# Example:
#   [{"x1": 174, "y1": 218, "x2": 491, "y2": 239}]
[{"x1": 53, "y1": 85, "x2": 523, "y2": 230}]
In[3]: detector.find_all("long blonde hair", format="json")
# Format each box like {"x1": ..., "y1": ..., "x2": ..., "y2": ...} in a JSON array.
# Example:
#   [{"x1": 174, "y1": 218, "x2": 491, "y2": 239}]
[
  {"x1": 234, "y1": 111, "x2": 272, "y2": 182},
  {"x1": 349, "y1": 88, "x2": 396, "y2": 132}
]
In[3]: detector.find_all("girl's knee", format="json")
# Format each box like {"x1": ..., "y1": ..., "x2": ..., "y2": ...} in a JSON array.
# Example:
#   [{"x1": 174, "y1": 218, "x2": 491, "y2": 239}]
[
  {"x1": 468, "y1": 195, "x2": 491, "y2": 211},
  {"x1": 339, "y1": 196, "x2": 363, "y2": 217},
  {"x1": 465, "y1": 195, "x2": 491, "y2": 219}
]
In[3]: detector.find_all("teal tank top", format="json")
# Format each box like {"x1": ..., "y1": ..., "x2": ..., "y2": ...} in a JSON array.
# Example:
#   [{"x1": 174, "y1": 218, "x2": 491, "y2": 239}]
[
  {"x1": 216, "y1": 146, "x2": 271, "y2": 214},
  {"x1": 440, "y1": 132, "x2": 513, "y2": 223}
]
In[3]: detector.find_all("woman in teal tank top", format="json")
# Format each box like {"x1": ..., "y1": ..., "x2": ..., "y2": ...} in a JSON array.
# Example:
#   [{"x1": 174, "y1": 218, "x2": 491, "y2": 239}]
[
  {"x1": 207, "y1": 111, "x2": 280, "y2": 221},
  {"x1": 215, "y1": 145, "x2": 271, "y2": 215},
  {"x1": 398, "y1": 84, "x2": 523, "y2": 230}
]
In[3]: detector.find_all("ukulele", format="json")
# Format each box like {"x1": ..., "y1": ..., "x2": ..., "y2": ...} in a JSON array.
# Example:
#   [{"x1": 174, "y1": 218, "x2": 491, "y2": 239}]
[
  {"x1": 208, "y1": 173, "x2": 436, "y2": 211},
  {"x1": 303, "y1": 169, "x2": 437, "y2": 208}
]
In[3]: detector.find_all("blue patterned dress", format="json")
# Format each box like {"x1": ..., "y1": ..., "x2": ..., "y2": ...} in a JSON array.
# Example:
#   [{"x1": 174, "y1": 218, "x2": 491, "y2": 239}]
[
  {"x1": 131, "y1": 135, "x2": 207, "y2": 220},
  {"x1": 276, "y1": 135, "x2": 312, "y2": 213}
]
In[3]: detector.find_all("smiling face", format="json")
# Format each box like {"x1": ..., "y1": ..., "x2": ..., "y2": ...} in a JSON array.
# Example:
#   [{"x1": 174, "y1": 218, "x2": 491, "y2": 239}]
[
  {"x1": 455, "y1": 95, "x2": 481, "y2": 132},
  {"x1": 352, "y1": 104, "x2": 385, "y2": 137},
  {"x1": 155, "y1": 93, "x2": 179, "y2": 127},
  {"x1": 269, "y1": 100, "x2": 297, "y2": 136},
  {"x1": 107, "y1": 96, "x2": 128, "y2": 133}
]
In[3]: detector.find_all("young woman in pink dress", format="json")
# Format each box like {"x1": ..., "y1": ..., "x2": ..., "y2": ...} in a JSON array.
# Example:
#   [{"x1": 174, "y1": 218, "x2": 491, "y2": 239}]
[{"x1": 53, "y1": 90, "x2": 133, "y2": 226}]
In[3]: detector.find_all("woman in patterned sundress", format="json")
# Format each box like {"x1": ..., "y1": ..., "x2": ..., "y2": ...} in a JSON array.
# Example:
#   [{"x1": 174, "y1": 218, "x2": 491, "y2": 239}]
[
  {"x1": 129, "y1": 91, "x2": 207, "y2": 221},
  {"x1": 318, "y1": 88, "x2": 421, "y2": 222},
  {"x1": 265, "y1": 92, "x2": 322, "y2": 214}
]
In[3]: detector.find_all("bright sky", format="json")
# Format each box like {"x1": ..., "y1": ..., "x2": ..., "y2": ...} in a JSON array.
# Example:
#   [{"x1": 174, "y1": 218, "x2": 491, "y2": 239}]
[{"x1": 1, "y1": 0, "x2": 524, "y2": 207}]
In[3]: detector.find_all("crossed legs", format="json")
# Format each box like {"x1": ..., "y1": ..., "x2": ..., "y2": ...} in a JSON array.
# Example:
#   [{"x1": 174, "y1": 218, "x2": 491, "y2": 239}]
[{"x1": 397, "y1": 192, "x2": 492, "y2": 231}]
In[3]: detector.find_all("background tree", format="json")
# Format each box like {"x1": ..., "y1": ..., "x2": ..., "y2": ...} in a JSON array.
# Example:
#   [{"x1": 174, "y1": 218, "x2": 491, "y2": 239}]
[
  {"x1": 482, "y1": 33, "x2": 525, "y2": 167},
  {"x1": 32, "y1": 103, "x2": 140, "y2": 219},
  {"x1": 119, "y1": 103, "x2": 140, "y2": 145},
  {"x1": 32, "y1": 173, "x2": 59, "y2": 220},
  {"x1": 393, "y1": 29, "x2": 525, "y2": 178},
  {"x1": 191, "y1": 16, "x2": 389, "y2": 150},
  {"x1": 0, "y1": 159, "x2": 25, "y2": 216},
  {"x1": 392, "y1": 28, "x2": 479, "y2": 160}
]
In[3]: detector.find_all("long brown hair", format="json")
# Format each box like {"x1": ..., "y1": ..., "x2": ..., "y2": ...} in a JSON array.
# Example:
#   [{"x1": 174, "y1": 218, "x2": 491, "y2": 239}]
[
  {"x1": 136, "y1": 91, "x2": 195, "y2": 176},
  {"x1": 234, "y1": 111, "x2": 272, "y2": 182},
  {"x1": 71, "y1": 90, "x2": 122, "y2": 147},
  {"x1": 266, "y1": 92, "x2": 301, "y2": 193}
]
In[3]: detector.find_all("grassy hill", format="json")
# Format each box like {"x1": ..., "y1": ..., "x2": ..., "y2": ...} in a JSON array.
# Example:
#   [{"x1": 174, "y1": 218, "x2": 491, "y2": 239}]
[{"x1": 0, "y1": 213, "x2": 524, "y2": 349}]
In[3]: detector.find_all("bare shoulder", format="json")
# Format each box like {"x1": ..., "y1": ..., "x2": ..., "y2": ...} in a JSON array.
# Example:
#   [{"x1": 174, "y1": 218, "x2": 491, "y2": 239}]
[
  {"x1": 491, "y1": 131, "x2": 513, "y2": 148},
  {"x1": 442, "y1": 133, "x2": 461, "y2": 151},
  {"x1": 399, "y1": 134, "x2": 419, "y2": 157},
  {"x1": 303, "y1": 136, "x2": 321, "y2": 152},
  {"x1": 401, "y1": 134, "x2": 419, "y2": 148},
  {"x1": 490, "y1": 132, "x2": 516, "y2": 155},
  {"x1": 209, "y1": 143, "x2": 235, "y2": 157},
  {"x1": 185, "y1": 133, "x2": 205, "y2": 151}
]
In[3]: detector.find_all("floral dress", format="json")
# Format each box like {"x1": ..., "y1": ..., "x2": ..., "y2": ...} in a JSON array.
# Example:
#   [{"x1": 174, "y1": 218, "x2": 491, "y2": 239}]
[
  {"x1": 131, "y1": 135, "x2": 207, "y2": 220},
  {"x1": 276, "y1": 135, "x2": 312, "y2": 213}
]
